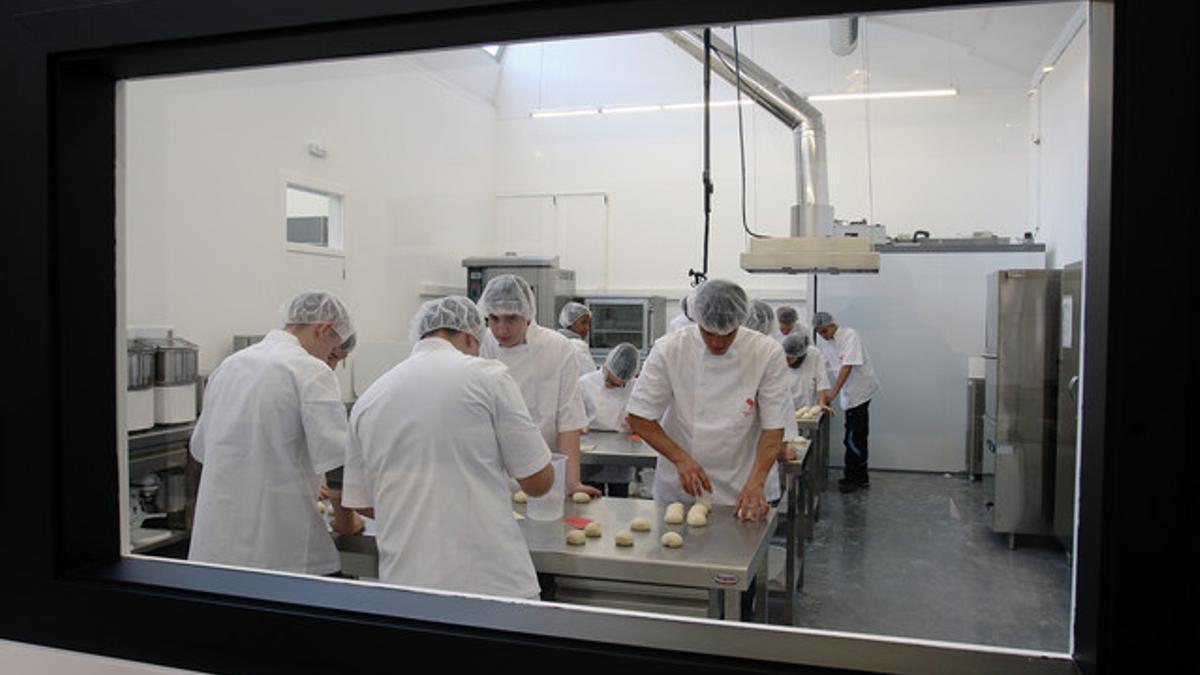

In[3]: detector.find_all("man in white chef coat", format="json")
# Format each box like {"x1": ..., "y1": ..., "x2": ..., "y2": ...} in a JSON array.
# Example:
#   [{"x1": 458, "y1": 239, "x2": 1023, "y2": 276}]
[
  {"x1": 557, "y1": 301, "x2": 597, "y2": 376},
  {"x1": 188, "y1": 290, "x2": 356, "y2": 575},
  {"x1": 772, "y1": 306, "x2": 799, "y2": 343},
  {"x1": 479, "y1": 275, "x2": 601, "y2": 499},
  {"x1": 340, "y1": 296, "x2": 553, "y2": 599},
  {"x1": 813, "y1": 311, "x2": 880, "y2": 493},
  {"x1": 626, "y1": 279, "x2": 791, "y2": 522},
  {"x1": 578, "y1": 342, "x2": 641, "y2": 496}
]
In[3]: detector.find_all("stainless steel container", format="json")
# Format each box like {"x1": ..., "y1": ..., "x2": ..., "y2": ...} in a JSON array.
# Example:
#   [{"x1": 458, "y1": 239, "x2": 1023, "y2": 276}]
[
  {"x1": 964, "y1": 376, "x2": 985, "y2": 480},
  {"x1": 151, "y1": 337, "x2": 198, "y2": 386},
  {"x1": 127, "y1": 340, "x2": 157, "y2": 391},
  {"x1": 232, "y1": 334, "x2": 265, "y2": 353}
]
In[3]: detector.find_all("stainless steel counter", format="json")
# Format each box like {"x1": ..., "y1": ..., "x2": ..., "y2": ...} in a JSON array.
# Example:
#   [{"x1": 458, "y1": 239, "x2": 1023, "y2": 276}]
[{"x1": 580, "y1": 431, "x2": 658, "y2": 469}]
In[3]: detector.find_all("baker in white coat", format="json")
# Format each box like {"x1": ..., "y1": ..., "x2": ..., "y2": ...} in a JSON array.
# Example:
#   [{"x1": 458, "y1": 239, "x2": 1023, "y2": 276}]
[
  {"x1": 813, "y1": 311, "x2": 880, "y2": 493},
  {"x1": 479, "y1": 275, "x2": 601, "y2": 499},
  {"x1": 557, "y1": 301, "x2": 597, "y2": 376},
  {"x1": 579, "y1": 342, "x2": 640, "y2": 432},
  {"x1": 782, "y1": 331, "x2": 833, "y2": 412},
  {"x1": 340, "y1": 296, "x2": 553, "y2": 599},
  {"x1": 771, "y1": 306, "x2": 799, "y2": 343},
  {"x1": 626, "y1": 279, "x2": 791, "y2": 522},
  {"x1": 189, "y1": 290, "x2": 356, "y2": 575}
]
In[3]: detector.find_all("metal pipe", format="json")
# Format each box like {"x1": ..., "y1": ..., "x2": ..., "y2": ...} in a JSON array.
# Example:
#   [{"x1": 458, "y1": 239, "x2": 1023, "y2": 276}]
[{"x1": 663, "y1": 29, "x2": 833, "y2": 237}]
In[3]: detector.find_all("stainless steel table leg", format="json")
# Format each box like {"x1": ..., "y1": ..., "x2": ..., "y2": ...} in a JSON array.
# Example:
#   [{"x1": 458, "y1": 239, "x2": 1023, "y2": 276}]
[
  {"x1": 785, "y1": 472, "x2": 798, "y2": 626},
  {"x1": 755, "y1": 554, "x2": 768, "y2": 623},
  {"x1": 724, "y1": 589, "x2": 742, "y2": 622},
  {"x1": 708, "y1": 590, "x2": 722, "y2": 619}
]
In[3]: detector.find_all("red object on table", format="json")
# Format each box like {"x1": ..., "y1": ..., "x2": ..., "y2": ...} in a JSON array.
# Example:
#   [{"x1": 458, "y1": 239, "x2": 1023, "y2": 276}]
[
  {"x1": 564, "y1": 517, "x2": 593, "y2": 529},
  {"x1": 628, "y1": 433, "x2": 642, "y2": 441}
]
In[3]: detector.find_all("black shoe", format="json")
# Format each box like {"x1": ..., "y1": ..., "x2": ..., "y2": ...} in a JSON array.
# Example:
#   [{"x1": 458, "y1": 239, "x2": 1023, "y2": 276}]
[{"x1": 838, "y1": 479, "x2": 859, "y2": 494}]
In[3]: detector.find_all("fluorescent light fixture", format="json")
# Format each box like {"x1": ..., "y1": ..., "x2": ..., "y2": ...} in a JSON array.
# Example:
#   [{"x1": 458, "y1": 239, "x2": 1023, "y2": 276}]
[
  {"x1": 602, "y1": 104, "x2": 665, "y2": 115},
  {"x1": 807, "y1": 88, "x2": 958, "y2": 102},
  {"x1": 1042, "y1": 65, "x2": 1055, "y2": 73},
  {"x1": 530, "y1": 108, "x2": 600, "y2": 119}
]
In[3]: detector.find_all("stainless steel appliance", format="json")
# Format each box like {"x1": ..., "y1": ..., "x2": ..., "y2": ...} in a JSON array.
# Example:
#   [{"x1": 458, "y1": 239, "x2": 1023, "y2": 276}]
[
  {"x1": 965, "y1": 375, "x2": 985, "y2": 480},
  {"x1": 144, "y1": 334, "x2": 199, "y2": 424},
  {"x1": 583, "y1": 296, "x2": 666, "y2": 359},
  {"x1": 128, "y1": 425, "x2": 197, "y2": 555},
  {"x1": 126, "y1": 339, "x2": 157, "y2": 431},
  {"x1": 462, "y1": 255, "x2": 576, "y2": 329},
  {"x1": 1053, "y1": 262, "x2": 1082, "y2": 556},
  {"x1": 983, "y1": 269, "x2": 1061, "y2": 547}
]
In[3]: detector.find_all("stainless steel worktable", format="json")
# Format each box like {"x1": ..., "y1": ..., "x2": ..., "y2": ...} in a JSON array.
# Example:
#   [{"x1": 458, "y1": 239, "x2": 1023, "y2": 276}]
[
  {"x1": 579, "y1": 431, "x2": 659, "y2": 469},
  {"x1": 516, "y1": 497, "x2": 775, "y2": 622}
]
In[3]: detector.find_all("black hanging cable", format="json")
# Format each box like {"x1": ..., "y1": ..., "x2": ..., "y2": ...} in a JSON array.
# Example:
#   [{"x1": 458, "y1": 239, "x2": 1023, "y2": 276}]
[
  {"x1": 687, "y1": 28, "x2": 714, "y2": 288},
  {"x1": 733, "y1": 26, "x2": 768, "y2": 239}
]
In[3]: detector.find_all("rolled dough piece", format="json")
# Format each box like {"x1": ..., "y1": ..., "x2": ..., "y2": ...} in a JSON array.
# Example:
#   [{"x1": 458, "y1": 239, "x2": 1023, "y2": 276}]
[
  {"x1": 686, "y1": 504, "x2": 708, "y2": 527},
  {"x1": 566, "y1": 530, "x2": 587, "y2": 546},
  {"x1": 660, "y1": 532, "x2": 684, "y2": 548},
  {"x1": 614, "y1": 531, "x2": 634, "y2": 547},
  {"x1": 513, "y1": 490, "x2": 527, "y2": 504},
  {"x1": 664, "y1": 502, "x2": 685, "y2": 524},
  {"x1": 630, "y1": 517, "x2": 652, "y2": 532},
  {"x1": 572, "y1": 491, "x2": 592, "y2": 504},
  {"x1": 584, "y1": 521, "x2": 603, "y2": 538}
]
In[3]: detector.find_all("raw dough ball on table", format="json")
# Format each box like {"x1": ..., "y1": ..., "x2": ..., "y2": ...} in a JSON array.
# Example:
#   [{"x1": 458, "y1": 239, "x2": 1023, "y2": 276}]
[
  {"x1": 630, "y1": 517, "x2": 652, "y2": 532},
  {"x1": 664, "y1": 502, "x2": 685, "y2": 524},
  {"x1": 614, "y1": 531, "x2": 634, "y2": 547},
  {"x1": 686, "y1": 504, "x2": 708, "y2": 527},
  {"x1": 572, "y1": 491, "x2": 592, "y2": 504},
  {"x1": 697, "y1": 497, "x2": 712, "y2": 514},
  {"x1": 660, "y1": 532, "x2": 684, "y2": 548},
  {"x1": 513, "y1": 490, "x2": 527, "y2": 504},
  {"x1": 566, "y1": 530, "x2": 587, "y2": 546},
  {"x1": 584, "y1": 522, "x2": 603, "y2": 538}
]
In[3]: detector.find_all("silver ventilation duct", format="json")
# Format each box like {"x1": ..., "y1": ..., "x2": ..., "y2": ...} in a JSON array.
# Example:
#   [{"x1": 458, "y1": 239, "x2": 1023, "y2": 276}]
[
  {"x1": 829, "y1": 17, "x2": 859, "y2": 56},
  {"x1": 662, "y1": 29, "x2": 833, "y2": 238}
]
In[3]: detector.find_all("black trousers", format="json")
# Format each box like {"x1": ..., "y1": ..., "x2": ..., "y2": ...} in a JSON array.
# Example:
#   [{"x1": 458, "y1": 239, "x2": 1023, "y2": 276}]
[{"x1": 843, "y1": 400, "x2": 870, "y2": 484}]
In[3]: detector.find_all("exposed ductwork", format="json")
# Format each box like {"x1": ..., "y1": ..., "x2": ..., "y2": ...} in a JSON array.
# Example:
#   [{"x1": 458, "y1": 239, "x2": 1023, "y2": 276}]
[
  {"x1": 829, "y1": 17, "x2": 860, "y2": 57},
  {"x1": 662, "y1": 29, "x2": 833, "y2": 238}
]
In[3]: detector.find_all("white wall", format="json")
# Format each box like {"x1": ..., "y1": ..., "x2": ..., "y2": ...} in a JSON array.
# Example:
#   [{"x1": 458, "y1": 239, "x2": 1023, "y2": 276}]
[
  {"x1": 493, "y1": 15, "x2": 1035, "y2": 304},
  {"x1": 122, "y1": 52, "x2": 500, "y2": 376},
  {"x1": 1032, "y1": 24, "x2": 1088, "y2": 269}
]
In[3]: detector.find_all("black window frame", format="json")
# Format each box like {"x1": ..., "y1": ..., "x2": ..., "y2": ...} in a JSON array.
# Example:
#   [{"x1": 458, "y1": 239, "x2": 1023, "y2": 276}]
[{"x1": 2, "y1": 0, "x2": 1193, "y2": 672}]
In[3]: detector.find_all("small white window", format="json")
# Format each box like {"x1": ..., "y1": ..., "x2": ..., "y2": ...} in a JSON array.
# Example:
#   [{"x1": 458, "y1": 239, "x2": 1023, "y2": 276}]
[{"x1": 286, "y1": 185, "x2": 343, "y2": 250}]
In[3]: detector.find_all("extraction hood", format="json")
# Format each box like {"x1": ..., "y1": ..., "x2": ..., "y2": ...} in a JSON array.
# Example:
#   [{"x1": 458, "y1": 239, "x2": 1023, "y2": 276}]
[{"x1": 663, "y1": 29, "x2": 879, "y2": 274}]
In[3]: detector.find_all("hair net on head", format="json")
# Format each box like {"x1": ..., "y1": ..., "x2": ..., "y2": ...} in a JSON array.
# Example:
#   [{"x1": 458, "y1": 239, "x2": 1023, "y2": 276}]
[
  {"x1": 558, "y1": 302, "x2": 591, "y2": 328},
  {"x1": 410, "y1": 295, "x2": 486, "y2": 344},
  {"x1": 604, "y1": 342, "x2": 640, "y2": 381},
  {"x1": 812, "y1": 311, "x2": 835, "y2": 329},
  {"x1": 776, "y1": 306, "x2": 798, "y2": 326},
  {"x1": 478, "y1": 274, "x2": 536, "y2": 321},
  {"x1": 744, "y1": 300, "x2": 775, "y2": 335},
  {"x1": 782, "y1": 333, "x2": 810, "y2": 357},
  {"x1": 283, "y1": 290, "x2": 355, "y2": 340},
  {"x1": 692, "y1": 279, "x2": 749, "y2": 335}
]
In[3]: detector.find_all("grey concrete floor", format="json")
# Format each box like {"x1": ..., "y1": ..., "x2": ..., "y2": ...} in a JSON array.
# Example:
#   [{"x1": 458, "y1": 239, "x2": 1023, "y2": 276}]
[{"x1": 768, "y1": 470, "x2": 1071, "y2": 652}]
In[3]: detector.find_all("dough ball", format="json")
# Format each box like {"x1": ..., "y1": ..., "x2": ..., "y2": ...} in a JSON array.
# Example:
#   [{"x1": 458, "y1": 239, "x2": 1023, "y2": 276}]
[
  {"x1": 660, "y1": 532, "x2": 684, "y2": 548},
  {"x1": 697, "y1": 497, "x2": 712, "y2": 514},
  {"x1": 584, "y1": 522, "x2": 603, "y2": 538},
  {"x1": 513, "y1": 490, "x2": 527, "y2": 504},
  {"x1": 566, "y1": 530, "x2": 587, "y2": 546},
  {"x1": 572, "y1": 491, "x2": 592, "y2": 504},
  {"x1": 686, "y1": 504, "x2": 708, "y2": 527},
  {"x1": 630, "y1": 517, "x2": 652, "y2": 532},
  {"x1": 614, "y1": 531, "x2": 634, "y2": 547},
  {"x1": 664, "y1": 502, "x2": 685, "y2": 524}
]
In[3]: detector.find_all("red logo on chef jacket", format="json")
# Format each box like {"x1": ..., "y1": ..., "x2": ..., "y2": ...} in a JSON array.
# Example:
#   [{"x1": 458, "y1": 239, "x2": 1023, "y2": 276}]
[{"x1": 741, "y1": 398, "x2": 755, "y2": 418}]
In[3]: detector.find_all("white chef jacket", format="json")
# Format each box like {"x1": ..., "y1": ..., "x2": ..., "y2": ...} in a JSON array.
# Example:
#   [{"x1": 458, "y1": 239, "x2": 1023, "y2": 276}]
[
  {"x1": 341, "y1": 338, "x2": 551, "y2": 600},
  {"x1": 668, "y1": 314, "x2": 696, "y2": 333},
  {"x1": 568, "y1": 337, "x2": 596, "y2": 376},
  {"x1": 188, "y1": 330, "x2": 346, "y2": 575},
  {"x1": 625, "y1": 326, "x2": 791, "y2": 505},
  {"x1": 481, "y1": 323, "x2": 588, "y2": 450},
  {"x1": 789, "y1": 345, "x2": 831, "y2": 410},
  {"x1": 579, "y1": 368, "x2": 633, "y2": 432},
  {"x1": 817, "y1": 326, "x2": 880, "y2": 410}
]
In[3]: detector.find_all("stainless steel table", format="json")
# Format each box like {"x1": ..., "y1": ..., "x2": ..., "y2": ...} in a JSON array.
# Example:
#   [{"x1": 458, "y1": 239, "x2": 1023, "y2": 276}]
[
  {"x1": 795, "y1": 410, "x2": 830, "y2": 521},
  {"x1": 579, "y1": 431, "x2": 659, "y2": 469},
  {"x1": 516, "y1": 497, "x2": 776, "y2": 622},
  {"x1": 776, "y1": 440, "x2": 811, "y2": 626}
]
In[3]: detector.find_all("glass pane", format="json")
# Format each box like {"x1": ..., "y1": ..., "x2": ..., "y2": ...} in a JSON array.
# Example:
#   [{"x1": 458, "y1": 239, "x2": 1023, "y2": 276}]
[{"x1": 287, "y1": 186, "x2": 341, "y2": 248}]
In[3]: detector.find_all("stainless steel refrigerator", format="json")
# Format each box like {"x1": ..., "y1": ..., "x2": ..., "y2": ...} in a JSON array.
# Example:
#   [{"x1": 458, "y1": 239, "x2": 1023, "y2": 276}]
[
  {"x1": 983, "y1": 269, "x2": 1061, "y2": 548},
  {"x1": 1053, "y1": 262, "x2": 1082, "y2": 556}
]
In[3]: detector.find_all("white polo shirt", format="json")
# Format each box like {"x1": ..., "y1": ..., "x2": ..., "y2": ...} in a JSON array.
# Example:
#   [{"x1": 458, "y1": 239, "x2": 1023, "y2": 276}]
[
  {"x1": 626, "y1": 326, "x2": 791, "y2": 505},
  {"x1": 189, "y1": 330, "x2": 346, "y2": 575},
  {"x1": 341, "y1": 338, "x2": 551, "y2": 600},
  {"x1": 817, "y1": 325, "x2": 880, "y2": 410}
]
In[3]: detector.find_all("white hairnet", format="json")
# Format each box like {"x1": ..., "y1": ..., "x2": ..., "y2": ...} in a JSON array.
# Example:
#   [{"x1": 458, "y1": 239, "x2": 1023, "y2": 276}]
[
  {"x1": 776, "y1": 306, "x2": 798, "y2": 326},
  {"x1": 282, "y1": 290, "x2": 355, "y2": 340},
  {"x1": 604, "y1": 342, "x2": 640, "y2": 381},
  {"x1": 410, "y1": 295, "x2": 486, "y2": 343},
  {"x1": 782, "y1": 333, "x2": 809, "y2": 357},
  {"x1": 692, "y1": 279, "x2": 749, "y2": 335},
  {"x1": 558, "y1": 302, "x2": 591, "y2": 328},
  {"x1": 812, "y1": 311, "x2": 835, "y2": 329},
  {"x1": 478, "y1": 274, "x2": 536, "y2": 321},
  {"x1": 744, "y1": 300, "x2": 775, "y2": 335}
]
